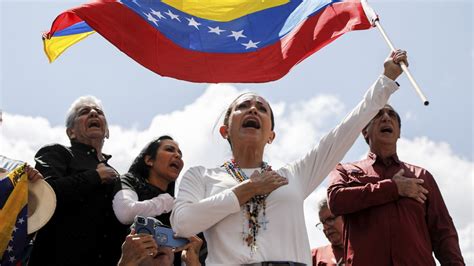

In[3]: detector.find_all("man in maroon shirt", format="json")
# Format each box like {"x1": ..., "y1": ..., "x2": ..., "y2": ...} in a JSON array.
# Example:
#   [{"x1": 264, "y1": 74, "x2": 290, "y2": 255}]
[
  {"x1": 327, "y1": 105, "x2": 464, "y2": 266},
  {"x1": 312, "y1": 199, "x2": 345, "y2": 266}
]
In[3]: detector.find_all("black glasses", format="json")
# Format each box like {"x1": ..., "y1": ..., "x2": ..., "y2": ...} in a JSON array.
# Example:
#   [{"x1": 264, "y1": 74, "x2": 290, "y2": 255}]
[{"x1": 315, "y1": 215, "x2": 339, "y2": 230}]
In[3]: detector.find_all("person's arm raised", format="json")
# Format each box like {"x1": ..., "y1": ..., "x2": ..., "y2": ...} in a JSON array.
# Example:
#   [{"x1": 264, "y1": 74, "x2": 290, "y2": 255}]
[
  {"x1": 288, "y1": 50, "x2": 407, "y2": 198},
  {"x1": 383, "y1": 49, "x2": 408, "y2": 81}
]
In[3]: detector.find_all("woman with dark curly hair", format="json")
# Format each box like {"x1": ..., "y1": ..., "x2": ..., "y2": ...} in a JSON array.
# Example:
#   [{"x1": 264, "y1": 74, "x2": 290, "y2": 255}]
[{"x1": 112, "y1": 135, "x2": 183, "y2": 226}]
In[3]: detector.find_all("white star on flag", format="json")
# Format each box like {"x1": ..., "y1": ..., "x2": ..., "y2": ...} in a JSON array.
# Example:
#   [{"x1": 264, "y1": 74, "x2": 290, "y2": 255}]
[
  {"x1": 13, "y1": 226, "x2": 18, "y2": 232},
  {"x1": 186, "y1": 17, "x2": 201, "y2": 29},
  {"x1": 228, "y1": 30, "x2": 246, "y2": 41},
  {"x1": 18, "y1": 217, "x2": 24, "y2": 224},
  {"x1": 6, "y1": 245, "x2": 13, "y2": 252},
  {"x1": 208, "y1": 26, "x2": 225, "y2": 35},
  {"x1": 150, "y1": 9, "x2": 166, "y2": 19},
  {"x1": 165, "y1": 10, "x2": 181, "y2": 22},
  {"x1": 132, "y1": 0, "x2": 141, "y2": 7},
  {"x1": 9, "y1": 256, "x2": 16, "y2": 263},
  {"x1": 144, "y1": 12, "x2": 158, "y2": 26},
  {"x1": 242, "y1": 40, "x2": 260, "y2": 49}
]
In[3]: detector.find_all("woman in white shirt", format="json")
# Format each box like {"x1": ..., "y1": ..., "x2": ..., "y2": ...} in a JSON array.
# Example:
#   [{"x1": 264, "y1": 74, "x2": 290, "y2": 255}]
[
  {"x1": 171, "y1": 51, "x2": 408, "y2": 265},
  {"x1": 112, "y1": 135, "x2": 184, "y2": 226}
]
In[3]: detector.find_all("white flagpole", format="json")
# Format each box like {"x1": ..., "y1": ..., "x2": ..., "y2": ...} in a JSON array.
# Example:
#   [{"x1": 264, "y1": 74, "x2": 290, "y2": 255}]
[{"x1": 361, "y1": 0, "x2": 429, "y2": 106}]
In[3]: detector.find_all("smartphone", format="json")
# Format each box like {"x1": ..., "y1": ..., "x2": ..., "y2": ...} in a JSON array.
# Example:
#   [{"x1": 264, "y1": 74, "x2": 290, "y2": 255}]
[
  {"x1": 134, "y1": 216, "x2": 189, "y2": 248},
  {"x1": 154, "y1": 225, "x2": 189, "y2": 248}
]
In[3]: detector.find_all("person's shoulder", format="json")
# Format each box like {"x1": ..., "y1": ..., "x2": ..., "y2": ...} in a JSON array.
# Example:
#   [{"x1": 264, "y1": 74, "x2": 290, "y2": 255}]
[
  {"x1": 183, "y1": 165, "x2": 224, "y2": 179},
  {"x1": 185, "y1": 165, "x2": 206, "y2": 173},
  {"x1": 36, "y1": 143, "x2": 71, "y2": 156},
  {"x1": 335, "y1": 159, "x2": 368, "y2": 173},
  {"x1": 187, "y1": 165, "x2": 222, "y2": 173},
  {"x1": 120, "y1": 172, "x2": 141, "y2": 188},
  {"x1": 181, "y1": 165, "x2": 205, "y2": 178},
  {"x1": 313, "y1": 244, "x2": 332, "y2": 252},
  {"x1": 312, "y1": 244, "x2": 332, "y2": 259},
  {"x1": 401, "y1": 161, "x2": 433, "y2": 178}
]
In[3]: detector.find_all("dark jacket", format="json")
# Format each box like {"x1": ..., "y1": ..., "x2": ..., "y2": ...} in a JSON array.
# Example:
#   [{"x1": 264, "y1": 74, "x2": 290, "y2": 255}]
[{"x1": 29, "y1": 141, "x2": 127, "y2": 266}]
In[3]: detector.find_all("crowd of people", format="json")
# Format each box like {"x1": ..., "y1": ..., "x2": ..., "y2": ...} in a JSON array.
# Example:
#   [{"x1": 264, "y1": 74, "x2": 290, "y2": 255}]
[{"x1": 1, "y1": 50, "x2": 465, "y2": 266}]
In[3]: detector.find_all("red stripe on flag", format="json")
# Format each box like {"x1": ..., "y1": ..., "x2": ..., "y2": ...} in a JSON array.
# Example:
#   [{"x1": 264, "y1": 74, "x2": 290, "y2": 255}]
[
  {"x1": 72, "y1": 0, "x2": 371, "y2": 83},
  {"x1": 44, "y1": 11, "x2": 85, "y2": 39}
]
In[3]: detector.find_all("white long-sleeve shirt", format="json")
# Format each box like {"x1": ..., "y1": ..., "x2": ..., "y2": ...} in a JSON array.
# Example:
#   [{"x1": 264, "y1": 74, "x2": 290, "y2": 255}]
[
  {"x1": 112, "y1": 186, "x2": 174, "y2": 225},
  {"x1": 171, "y1": 75, "x2": 399, "y2": 265}
]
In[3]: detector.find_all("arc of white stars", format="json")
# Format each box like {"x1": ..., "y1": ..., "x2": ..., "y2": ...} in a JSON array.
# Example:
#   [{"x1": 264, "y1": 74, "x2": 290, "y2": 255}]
[
  {"x1": 242, "y1": 40, "x2": 260, "y2": 49},
  {"x1": 186, "y1": 17, "x2": 201, "y2": 29},
  {"x1": 150, "y1": 9, "x2": 166, "y2": 20},
  {"x1": 144, "y1": 12, "x2": 158, "y2": 26},
  {"x1": 228, "y1": 30, "x2": 246, "y2": 41},
  {"x1": 208, "y1": 26, "x2": 225, "y2": 35},
  {"x1": 165, "y1": 10, "x2": 181, "y2": 22}
]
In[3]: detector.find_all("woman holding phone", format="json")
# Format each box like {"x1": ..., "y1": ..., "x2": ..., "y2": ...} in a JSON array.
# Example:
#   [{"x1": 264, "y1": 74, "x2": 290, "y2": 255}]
[
  {"x1": 113, "y1": 135, "x2": 187, "y2": 265},
  {"x1": 112, "y1": 135, "x2": 183, "y2": 226}
]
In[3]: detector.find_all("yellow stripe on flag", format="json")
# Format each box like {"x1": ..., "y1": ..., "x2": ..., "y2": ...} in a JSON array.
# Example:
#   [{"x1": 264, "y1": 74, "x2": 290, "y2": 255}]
[
  {"x1": 43, "y1": 31, "x2": 95, "y2": 63},
  {"x1": 162, "y1": 0, "x2": 289, "y2": 22},
  {"x1": 0, "y1": 164, "x2": 27, "y2": 258}
]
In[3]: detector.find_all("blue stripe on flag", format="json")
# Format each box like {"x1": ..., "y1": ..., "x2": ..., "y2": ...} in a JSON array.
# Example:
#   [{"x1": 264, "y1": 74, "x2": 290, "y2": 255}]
[{"x1": 120, "y1": 0, "x2": 337, "y2": 53}]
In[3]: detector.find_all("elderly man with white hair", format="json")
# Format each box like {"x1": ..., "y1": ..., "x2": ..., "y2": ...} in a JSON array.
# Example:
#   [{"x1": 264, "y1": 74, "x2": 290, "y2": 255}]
[{"x1": 29, "y1": 96, "x2": 127, "y2": 266}]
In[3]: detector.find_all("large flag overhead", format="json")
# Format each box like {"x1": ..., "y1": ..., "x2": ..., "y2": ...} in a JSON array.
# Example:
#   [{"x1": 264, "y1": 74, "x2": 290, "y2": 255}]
[{"x1": 43, "y1": 0, "x2": 373, "y2": 83}]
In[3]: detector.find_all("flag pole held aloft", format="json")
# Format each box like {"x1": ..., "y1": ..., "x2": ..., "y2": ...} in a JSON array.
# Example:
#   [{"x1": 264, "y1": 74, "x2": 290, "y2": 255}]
[{"x1": 361, "y1": 0, "x2": 429, "y2": 106}]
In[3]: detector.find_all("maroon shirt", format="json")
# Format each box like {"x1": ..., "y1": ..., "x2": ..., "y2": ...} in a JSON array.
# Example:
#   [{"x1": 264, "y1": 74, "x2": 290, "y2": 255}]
[
  {"x1": 327, "y1": 153, "x2": 464, "y2": 266},
  {"x1": 312, "y1": 244, "x2": 345, "y2": 266}
]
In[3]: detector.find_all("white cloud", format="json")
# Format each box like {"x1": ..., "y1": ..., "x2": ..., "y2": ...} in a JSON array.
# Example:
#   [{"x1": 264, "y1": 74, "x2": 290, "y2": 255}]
[
  {"x1": 1, "y1": 85, "x2": 472, "y2": 264},
  {"x1": 0, "y1": 114, "x2": 68, "y2": 165},
  {"x1": 268, "y1": 94, "x2": 345, "y2": 167}
]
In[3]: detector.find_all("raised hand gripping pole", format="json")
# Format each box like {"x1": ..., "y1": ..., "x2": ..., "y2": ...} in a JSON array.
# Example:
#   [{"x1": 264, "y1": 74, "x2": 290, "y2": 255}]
[{"x1": 361, "y1": 0, "x2": 429, "y2": 106}]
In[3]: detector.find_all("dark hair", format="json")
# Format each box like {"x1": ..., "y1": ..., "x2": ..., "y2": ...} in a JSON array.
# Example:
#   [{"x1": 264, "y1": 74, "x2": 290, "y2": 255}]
[
  {"x1": 363, "y1": 104, "x2": 401, "y2": 144},
  {"x1": 128, "y1": 135, "x2": 174, "y2": 179},
  {"x1": 223, "y1": 93, "x2": 275, "y2": 147}
]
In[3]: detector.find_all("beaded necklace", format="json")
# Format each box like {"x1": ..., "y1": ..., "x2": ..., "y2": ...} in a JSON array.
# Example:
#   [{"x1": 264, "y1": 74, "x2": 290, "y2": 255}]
[{"x1": 222, "y1": 159, "x2": 271, "y2": 253}]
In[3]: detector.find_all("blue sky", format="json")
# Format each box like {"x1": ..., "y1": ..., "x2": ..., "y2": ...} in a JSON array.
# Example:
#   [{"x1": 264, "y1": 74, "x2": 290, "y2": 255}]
[{"x1": 1, "y1": 0, "x2": 472, "y2": 263}]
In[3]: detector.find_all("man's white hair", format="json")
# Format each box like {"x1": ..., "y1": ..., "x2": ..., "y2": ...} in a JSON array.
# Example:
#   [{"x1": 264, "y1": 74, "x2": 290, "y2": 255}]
[
  {"x1": 65, "y1": 95, "x2": 105, "y2": 129},
  {"x1": 318, "y1": 198, "x2": 329, "y2": 212}
]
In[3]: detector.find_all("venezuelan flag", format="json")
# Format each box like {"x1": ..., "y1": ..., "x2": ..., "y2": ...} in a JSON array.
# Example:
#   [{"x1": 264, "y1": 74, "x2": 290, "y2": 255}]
[
  {"x1": 0, "y1": 164, "x2": 28, "y2": 266},
  {"x1": 43, "y1": 0, "x2": 373, "y2": 83}
]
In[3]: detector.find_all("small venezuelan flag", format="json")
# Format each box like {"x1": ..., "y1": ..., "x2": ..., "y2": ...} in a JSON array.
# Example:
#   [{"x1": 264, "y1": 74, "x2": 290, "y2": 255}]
[{"x1": 0, "y1": 162, "x2": 28, "y2": 266}]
